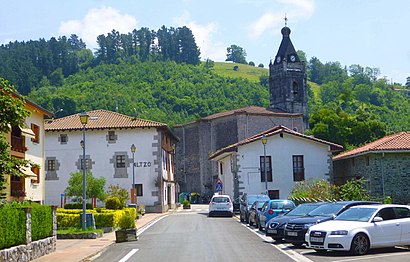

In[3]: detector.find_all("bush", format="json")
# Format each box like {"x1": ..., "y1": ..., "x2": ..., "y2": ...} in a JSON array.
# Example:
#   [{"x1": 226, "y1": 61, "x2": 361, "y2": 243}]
[
  {"x1": 105, "y1": 196, "x2": 123, "y2": 210},
  {"x1": 64, "y1": 203, "x2": 93, "y2": 209},
  {"x1": 0, "y1": 203, "x2": 26, "y2": 249},
  {"x1": 31, "y1": 204, "x2": 53, "y2": 241},
  {"x1": 118, "y1": 214, "x2": 135, "y2": 229}
]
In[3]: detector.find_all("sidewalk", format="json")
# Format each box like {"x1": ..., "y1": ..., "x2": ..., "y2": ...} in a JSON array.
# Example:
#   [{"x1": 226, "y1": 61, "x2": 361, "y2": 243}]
[{"x1": 32, "y1": 210, "x2": 176, "y2": 262}]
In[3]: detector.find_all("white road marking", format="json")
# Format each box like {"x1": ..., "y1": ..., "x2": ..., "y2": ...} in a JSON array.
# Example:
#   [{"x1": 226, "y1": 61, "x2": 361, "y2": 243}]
[
  {"x1": 118, "y1": 249, "x2": 139, "y2": 262},
  {"x1": 137, "y1": 215, "x2": 169, "y2": 235},
  {"x1": 241, "y1": 223, "x2": 314, "y2": 262},
  {"x1": 332, "y1": 250, "x2": 410, "y2": 262}
]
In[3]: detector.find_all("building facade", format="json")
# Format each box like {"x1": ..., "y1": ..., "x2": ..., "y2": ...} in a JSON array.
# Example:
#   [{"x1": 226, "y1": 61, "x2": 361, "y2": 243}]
[
  {"x1": 44, "y1": 110, "x2": 177, "y2": 213},
  {"x1": 4, "y1": 92, "x2": 52, "y2": 203},
  {"x1": 333, "y1": 132, "x2": 410, "y2": 204},
  {"x1": 209, "y1": 126, "x2": 343, "y2": 200}
]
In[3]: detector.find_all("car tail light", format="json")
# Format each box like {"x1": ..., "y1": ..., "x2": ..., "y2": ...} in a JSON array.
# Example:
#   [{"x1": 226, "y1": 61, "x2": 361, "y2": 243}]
[{"x1": 268, "y1": 209, "x2": 274, "y2": 215}]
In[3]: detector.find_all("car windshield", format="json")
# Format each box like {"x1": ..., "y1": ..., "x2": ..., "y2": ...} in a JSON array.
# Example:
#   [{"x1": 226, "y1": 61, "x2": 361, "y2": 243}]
[
  {"x1": 307, "y1": 203, "x2": 346, "y2": 217},
  {"x1": 286, "y1": 204, "x2": 324, "y2": 216},
  {"x1": 270, "y1": 201, "x2": 295, "y2": 209},
  {"x1": 335, "y1": 207, "x2": 377, "y2": 222},
  {"x1": 247, "y1": 196, "x2": 269, "y2": 205},
  {"x1": 213, "y1": 197, "x2": 230, "y2": 203},
  {"x1": 257, "y1": 202, "x2": 265, "y2": 209}
]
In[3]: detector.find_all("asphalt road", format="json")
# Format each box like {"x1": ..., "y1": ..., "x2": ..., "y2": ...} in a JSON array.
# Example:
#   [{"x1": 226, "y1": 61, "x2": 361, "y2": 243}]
[{"x1": 93, "y1": 205, "x2": 295, "y2": 262}]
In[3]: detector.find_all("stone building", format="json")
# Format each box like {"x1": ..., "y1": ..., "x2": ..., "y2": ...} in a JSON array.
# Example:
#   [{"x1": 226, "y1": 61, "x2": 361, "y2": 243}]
[
  {"x1": 174, "y1": 25, "x2": 308, "y2": 201},
  {"x1": 333, "y1": 132, "x2": 410, "y2": 204}
]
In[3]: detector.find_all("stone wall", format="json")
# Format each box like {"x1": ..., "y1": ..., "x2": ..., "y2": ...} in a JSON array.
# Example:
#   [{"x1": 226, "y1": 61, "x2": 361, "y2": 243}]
[
  {"x1": 0, "y1": 206, "x2": 57, "y2": 262},
  {"x1": 333, "y1": 153, "x2": 410, "y2": 204}
]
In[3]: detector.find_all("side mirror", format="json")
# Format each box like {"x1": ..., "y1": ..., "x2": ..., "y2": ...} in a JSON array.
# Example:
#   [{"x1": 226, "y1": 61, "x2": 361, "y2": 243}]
[{"x1": 373, "y1": 216, "x2": 383, "y2": 222}]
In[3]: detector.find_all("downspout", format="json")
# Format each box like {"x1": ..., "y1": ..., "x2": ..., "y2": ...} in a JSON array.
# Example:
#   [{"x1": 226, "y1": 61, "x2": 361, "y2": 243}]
[{"x1": 380, "y1": 152, "x2": 385, "y2": 199}]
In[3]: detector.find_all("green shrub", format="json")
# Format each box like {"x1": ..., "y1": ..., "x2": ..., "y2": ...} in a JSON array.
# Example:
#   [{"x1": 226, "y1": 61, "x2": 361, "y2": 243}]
[
  {"x1": 118, "y1": 214, "x2": 135, "y2": 229},
  {"x1": 31, "y1": 204, "x2": 53, "y2": 241},
  {"x1": 94, "y1": 213, "x2": 115, "y2": 227},
  {"x1": 64, "y1": 203, "x2": 93, "y2": 209},
  {"x1": 57, "y1": 213, "x2": 79, "y2": 228},
  {"x1": 0, "y1": 204, "x2": 26, "y2": 249},
  {"x1": 105, "y1": 196, "x2": 123, "y2": 210}
]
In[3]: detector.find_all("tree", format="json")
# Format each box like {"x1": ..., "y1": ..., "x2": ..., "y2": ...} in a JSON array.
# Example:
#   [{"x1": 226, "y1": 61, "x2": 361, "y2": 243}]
[
  {"x1": 107, "y1": 184, "x2": 129, "y2": 208},
  {"x1": 339, "y1": 178, "x2": 370, "y2": 201},
  {"x1": 225, "y1": 44, "x2": 247, "y2": 64},
  {"x1": 0, "y1": 78, "x2": 31, "y2": 199},
  {"x1": 64, "y1": 171, "x2": 107, "y2": 202}
]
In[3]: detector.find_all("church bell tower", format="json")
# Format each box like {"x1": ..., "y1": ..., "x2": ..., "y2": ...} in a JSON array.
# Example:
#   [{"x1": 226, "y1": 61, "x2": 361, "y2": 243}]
[{"x1": 269, "y1": 22, "x2": 308, "y2": 129}]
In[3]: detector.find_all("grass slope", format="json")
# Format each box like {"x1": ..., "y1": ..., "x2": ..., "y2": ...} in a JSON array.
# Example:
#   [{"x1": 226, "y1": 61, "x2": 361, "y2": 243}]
[{"x1": 212, "y1": 62, "x2": 268, "y2": 82}]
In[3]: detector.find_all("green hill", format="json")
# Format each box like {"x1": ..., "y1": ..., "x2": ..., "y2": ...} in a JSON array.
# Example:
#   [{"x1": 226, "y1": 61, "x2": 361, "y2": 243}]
[{"x1": 212, "y1": 62, "x2": 268, "y2": 82}]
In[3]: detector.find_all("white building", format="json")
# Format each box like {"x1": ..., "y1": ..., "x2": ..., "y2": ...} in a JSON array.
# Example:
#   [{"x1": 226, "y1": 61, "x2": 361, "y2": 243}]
[
  {"x1": 5, "y1": 92, "x2": 52, "y2": 203},
  {"x1": 44, "y1": 109, "x2": 177, "y2": 212},
  {"x1": 209, "y1": 126, "x2": 343, "y2": 200}
]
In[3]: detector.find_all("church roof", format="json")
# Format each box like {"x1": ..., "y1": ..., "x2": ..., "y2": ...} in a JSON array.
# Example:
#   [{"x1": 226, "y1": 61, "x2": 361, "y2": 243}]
[
  {"x1": 174, "y1": 106, "x2": 302, "y2": 127},
  {"x1": 333, "y1": 132, "x2": 410, "y2": 160},
  {"x1": 273, "y1": 26, "x2": 300, "y2": 65},
  {"x1": 45, "y1": 109, "x2": 168, "y2": 132},
  {"x1": 209, "y1": 125, "x2": 343, "y2": 160}
]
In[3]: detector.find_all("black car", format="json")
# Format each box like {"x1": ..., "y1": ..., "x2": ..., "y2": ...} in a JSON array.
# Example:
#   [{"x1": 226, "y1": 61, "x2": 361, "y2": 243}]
[
  {"x1": 248, "y1": 200, "x2": 267, "y2": 227},
  {"x1": 239, "y1": 194, "x2": 270, "y2": 223},
  {"x1": 265, "y1": 202, "x2": 328, "y2": 241},
  {"x1": 283, "y1": 201, "x2": 379, "y2": 246}
]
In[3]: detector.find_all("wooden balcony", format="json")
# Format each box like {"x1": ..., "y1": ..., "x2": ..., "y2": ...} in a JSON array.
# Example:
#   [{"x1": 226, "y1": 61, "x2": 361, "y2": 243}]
[
  {"x1": 11, "y1": 135, "x2": 26, "y2": 158},
  {"x1": 10, "y1": 176, "x2": 25, "y2": 198}
]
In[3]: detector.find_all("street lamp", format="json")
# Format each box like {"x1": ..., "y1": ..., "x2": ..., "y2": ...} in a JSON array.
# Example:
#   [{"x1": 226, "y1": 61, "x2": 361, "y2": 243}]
[
  {"x1": 79, "y1": 110, "x2": 89, "y2": 230},
  {"x1": 261, "y1": 135, "x2": 268, "y2": 196},
  {"x1": 131, "y1": 144, "x2": 137, "y2": 206}
]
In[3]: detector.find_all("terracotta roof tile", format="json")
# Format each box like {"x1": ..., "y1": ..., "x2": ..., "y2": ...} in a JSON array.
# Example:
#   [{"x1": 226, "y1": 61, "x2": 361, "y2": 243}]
[
  {"x1": 45, "y1": 109, "x2": 167, "y2": 131},
  {"x1": 202, "y1": 106, "x2": 301, "y2": 120},
  {"x1": 333, "y1": 132, "x2": 410, "y2": 160},
  {"x1": 209, "y1": 125, "x2": 343, "y2": 159}
]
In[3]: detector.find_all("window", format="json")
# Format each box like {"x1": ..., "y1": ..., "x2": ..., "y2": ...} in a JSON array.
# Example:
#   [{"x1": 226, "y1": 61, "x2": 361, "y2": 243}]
[
  {"x1": 108, "y1": 131, "x2": 116, "y2": 142},
  {"x1": 268, "y1": 190, "x2": 279, "y2": 199},
  {"x1": 80, "y1": 159, "x2": 91, "y2": 170},
  {"x1": 395, "y1": 207, "x2": 410, "y2": 219},
  {"x1": 31, "y1": 124, "x2": 40, "y2": 143},
  {"x1": 31, "y1": 166, "x2": 40, "y2": 183},
  {"x1": 136, "y1": 184, "x2": 143, "y2": 196},
  {"x1": 60, "y1": 134, "x2": 68, "y2": 144},
  {"x1": 47, "y1": 160, "x2": 56, "y2": 171},
  {"x1": 260, "y1": 156, "x2": 272, "y2": 182},
  {"x1": 116, "y1": 155, "x2": 126, "y2": 168},
  {"x1": 377, "y1": 208, "x2": 396, "y2": 220},
  {"x1": 292, "y1": 155, "x2": 305, "y2": 181},
  {"x1": 366, "y1": 156, "x2": 370, "y2": 166},
  {"x1": 219, "y1": 162, "x2": 223, "y2": 175}
]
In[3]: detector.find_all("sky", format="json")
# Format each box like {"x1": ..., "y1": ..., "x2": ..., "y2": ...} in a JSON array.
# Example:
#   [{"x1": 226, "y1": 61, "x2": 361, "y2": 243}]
[{"x1": 1, "y1": 0, "x2": 409, "y2": 84}]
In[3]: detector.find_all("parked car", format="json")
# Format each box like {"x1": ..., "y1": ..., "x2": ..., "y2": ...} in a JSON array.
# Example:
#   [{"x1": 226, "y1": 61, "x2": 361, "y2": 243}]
[
  {"x1": 208, "y1": 194, "x2": 233, "y2": 217},
  {"x1": 239, "y1": 194, "x2": 270, "y2": 223},
  {"x1": 306, "y1": 204, "x2": 410, "y2": 255},
  {"x1": 248, "y1": 200, "x2": 267, "y2": 227},
  {"x1": 258, "y1": 199, "x2": 296, "y2": 230},
  {"x1": 266, "y1": 202, "x2": 328, "y2": 241},
  {"x1": 284, "y1": 201, "x2": 378, "y2": 246}
]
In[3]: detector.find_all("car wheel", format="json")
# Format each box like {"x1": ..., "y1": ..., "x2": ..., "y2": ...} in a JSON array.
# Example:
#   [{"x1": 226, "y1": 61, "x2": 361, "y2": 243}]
[
  {"x1": 273, "y1": 237, "x2": 283, "y2": 242},
  {"x1": 240, "y1": 214, "x2": 244, "y2": 222},
  {"x1": 249, "y1": 218, "x2": 253, "y2": 226},
  {"x1": 350, "y1": 233, "x2": 370, "y2": 255},
  {"x1": 208, "y1": 212, "x2": 212, "y2": 217},
  {"x1": 258, "y1": 221, "x2": 263, "y2": 231},
  {"x1": 314, "y1": 249, "x2": 327, "y2": 253}
]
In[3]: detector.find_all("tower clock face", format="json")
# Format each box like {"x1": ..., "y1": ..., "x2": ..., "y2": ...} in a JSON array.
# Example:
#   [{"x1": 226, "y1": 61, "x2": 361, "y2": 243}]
[
  {"x1": 290, "y1": 55, "x2": 296, "y2": 62},
  {"x1": 276, "y1": 56, "x2": 281, "y2": 63}
]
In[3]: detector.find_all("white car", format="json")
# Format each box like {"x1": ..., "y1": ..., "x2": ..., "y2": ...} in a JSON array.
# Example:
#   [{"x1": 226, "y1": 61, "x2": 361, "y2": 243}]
[
  {"x1": 208, "y1": 194, "x2": 233, "y2": 217},
  {"x1": 305, "y1": 204, "x2": 410, "y2": 255}
]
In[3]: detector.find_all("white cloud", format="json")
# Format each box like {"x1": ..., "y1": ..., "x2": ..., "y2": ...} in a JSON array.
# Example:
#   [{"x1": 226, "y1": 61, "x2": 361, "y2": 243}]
[
  {"x1": 59, "y1": 6, "x2": 137, "y2": 50},
  {"x1": 174, "y1": 11, "x2": 226, "y2": 61},
  {"x1": 248, "y1": 0, "x2": 315, "y2": 39}
]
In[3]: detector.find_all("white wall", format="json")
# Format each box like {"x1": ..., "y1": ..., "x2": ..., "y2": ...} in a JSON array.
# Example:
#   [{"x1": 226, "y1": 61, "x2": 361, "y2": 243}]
[
  {"x1": 24, "y1": 110, "x2": 47, "y2": 203},
  {"x1": 45, "y1": 128, "x2": 160, "y2": 207}
]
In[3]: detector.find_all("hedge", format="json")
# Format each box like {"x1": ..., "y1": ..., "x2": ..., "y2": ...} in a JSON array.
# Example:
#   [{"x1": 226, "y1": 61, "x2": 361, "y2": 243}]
[
  {"x1": 0, "y1": 204, "x2": 26, "y2": 249},
  {"x1": 31, "y1": 204, "x2": 53, "y2": 241}
]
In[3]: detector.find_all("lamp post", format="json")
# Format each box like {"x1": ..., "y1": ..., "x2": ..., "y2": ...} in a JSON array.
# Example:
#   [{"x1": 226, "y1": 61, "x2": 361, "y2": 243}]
[
  {"x1": 79, "y1": 110, "x2": 89, "y2": 230},
  {"x1": 261, "y1": 135, "x2": 268, "y2": 195},
  {"x1": 131, "y1": 144, "x2": 137, "y2": 206}
]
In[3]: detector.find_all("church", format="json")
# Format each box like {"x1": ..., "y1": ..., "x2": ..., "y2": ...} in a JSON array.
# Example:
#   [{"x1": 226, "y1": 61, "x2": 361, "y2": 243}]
[{"x1": 173, "y1": 24, "x2": 308, "y2": 202}]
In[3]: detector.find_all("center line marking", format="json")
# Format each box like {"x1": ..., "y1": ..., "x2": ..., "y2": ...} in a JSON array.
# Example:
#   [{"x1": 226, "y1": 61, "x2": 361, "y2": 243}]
[{"x1": 118, "y1": 248, "x2": 139, "y2": 262}]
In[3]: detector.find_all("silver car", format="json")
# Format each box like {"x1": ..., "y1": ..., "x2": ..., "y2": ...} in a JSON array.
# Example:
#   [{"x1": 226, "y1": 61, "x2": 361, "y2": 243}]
[{"x1": 208, "y1": 194, "x2": 233, "y2": 217}]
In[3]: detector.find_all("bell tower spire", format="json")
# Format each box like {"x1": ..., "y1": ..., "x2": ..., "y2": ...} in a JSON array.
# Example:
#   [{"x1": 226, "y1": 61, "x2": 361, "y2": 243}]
[{"x1": 269, "y1": 21, "x2": 308, "y2": 130}]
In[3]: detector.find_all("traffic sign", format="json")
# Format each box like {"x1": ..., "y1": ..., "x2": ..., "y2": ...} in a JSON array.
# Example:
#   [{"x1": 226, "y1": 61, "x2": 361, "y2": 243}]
[{"x1": 215, "y1": 178, "x2": 223, "y2": 192}]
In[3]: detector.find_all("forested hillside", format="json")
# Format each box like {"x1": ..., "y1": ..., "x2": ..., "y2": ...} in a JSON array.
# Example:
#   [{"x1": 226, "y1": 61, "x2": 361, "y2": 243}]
[{"x1": 1, "y1": 27, "x2": 409, "y2": 149}]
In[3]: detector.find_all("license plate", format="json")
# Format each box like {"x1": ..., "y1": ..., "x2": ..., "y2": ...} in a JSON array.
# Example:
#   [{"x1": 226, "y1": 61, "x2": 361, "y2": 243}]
[
  {"x1": 267, "y1": 229, "x2": 277, "y2": 234},
  {"x1": 287, "y1": 231, "x2": 298, "y2": 236},
  {"x1": 310, "y1": 237, "x2": 324, "y2": 243}
]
